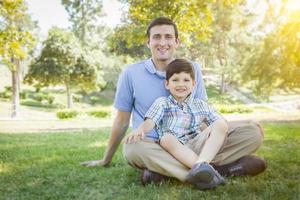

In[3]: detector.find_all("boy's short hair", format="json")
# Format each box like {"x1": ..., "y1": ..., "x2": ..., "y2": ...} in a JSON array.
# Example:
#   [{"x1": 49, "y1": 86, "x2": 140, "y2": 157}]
[
  {"x1": 147, "y1": 17, "x2": 178, "y2": 39},
  {"x1": 166, "y1": 59, "x2": 195, "y2": 81}
]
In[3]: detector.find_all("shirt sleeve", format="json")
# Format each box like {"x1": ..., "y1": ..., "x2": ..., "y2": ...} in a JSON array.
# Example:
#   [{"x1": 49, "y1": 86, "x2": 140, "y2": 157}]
[
  {"x1": 195, "y1": 99, "x2": 220, "y2": 126},
  {"x1": 144, "y1": 97, "x2": 165, "y2": 126},
  {"x1": 192, "y1": 62, "x2": 208, "y2": 101},
  {"x1": 113, "y1": 68, "x2": 134, "y2": 112}
]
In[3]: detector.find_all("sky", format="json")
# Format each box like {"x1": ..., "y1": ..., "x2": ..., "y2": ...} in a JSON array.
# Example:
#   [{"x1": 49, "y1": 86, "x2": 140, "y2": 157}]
[{"x1": 26, "y1": 0, "x2": 124, "y2": 36}]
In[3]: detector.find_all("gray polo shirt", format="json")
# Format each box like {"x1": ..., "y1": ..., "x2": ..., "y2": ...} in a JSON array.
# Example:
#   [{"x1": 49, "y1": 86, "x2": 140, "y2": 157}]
[{"x1": 114, "y1": 58, "x2": 207, "y2": 140}]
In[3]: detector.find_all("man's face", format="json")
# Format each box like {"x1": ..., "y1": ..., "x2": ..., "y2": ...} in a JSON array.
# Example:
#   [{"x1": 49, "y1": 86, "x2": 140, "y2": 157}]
[
  {"x1": 165, "y1": 72, "x2": 195, "y2": 102},
  {"x1": 147, "y1": 25, "x2": 179, "y2": 63}
]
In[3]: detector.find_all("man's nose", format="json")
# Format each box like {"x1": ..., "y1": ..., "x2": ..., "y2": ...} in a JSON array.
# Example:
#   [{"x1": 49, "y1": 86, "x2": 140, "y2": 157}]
[{"x1": 159, "y1": 38, "x2": 167, "y2": 45}]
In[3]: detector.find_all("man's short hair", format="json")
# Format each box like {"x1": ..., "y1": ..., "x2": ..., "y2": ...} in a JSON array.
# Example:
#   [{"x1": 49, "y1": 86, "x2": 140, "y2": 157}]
[
  {"x1": 166, "y1": 59, "x2": 195, "y2": 81},
  {"x1": 146, "y1": 17, "x2": 178, "y2": 39}
]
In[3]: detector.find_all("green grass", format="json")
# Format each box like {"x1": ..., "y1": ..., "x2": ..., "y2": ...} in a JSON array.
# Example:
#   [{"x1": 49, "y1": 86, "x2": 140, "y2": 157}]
[
  {"x1": 206, "y1": 85, "x2": 242, "y2": 105},
  {"x1": 1, "y1": 123, "x2": 300, "y2": 200}
]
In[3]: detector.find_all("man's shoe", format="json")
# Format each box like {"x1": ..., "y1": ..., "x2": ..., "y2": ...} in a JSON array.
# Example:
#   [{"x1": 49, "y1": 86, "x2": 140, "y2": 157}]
[
  {"x1": 141, "y1": 169, "x2": 169, "y2": 185},
  {"x1": 213, "y1": 155, "x2": 267, "y2": 177},
  {"x1": 187, "y1": 162, "x2": 226, "y2": 190}
]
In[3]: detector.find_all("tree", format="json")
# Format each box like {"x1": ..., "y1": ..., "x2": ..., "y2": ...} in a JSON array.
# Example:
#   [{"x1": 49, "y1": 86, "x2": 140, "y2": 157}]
[
  {"x1": 109, "y1": 0, "x2": 215, "y2": 58},
  {"x1": 61, "y1": 0, "x2": 104, "y2": 46},
  {"x1": 241, "y1": 2, "x2": 300, "y2": 96},
  {"x1": 25, "y1": 27, "x2": 97, "y2": 108},
  {"x1": 0, "y1": 0, "x2": 36, "y2": 117}
]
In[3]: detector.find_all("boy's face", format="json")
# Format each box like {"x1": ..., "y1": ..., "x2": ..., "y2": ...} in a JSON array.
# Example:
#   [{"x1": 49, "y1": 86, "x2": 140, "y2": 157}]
[
  {"x1": 147, "y1": 25, "x2": 179, "y2": 64},
  {"x1": 165, "y1": 72, "x2": 195, "y2": 102}
]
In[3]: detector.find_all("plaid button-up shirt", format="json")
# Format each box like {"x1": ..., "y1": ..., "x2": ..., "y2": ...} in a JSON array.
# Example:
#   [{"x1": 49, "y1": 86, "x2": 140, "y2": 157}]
[{"x1": 145, "y1": 95, "x2": 220, "y2": 143}]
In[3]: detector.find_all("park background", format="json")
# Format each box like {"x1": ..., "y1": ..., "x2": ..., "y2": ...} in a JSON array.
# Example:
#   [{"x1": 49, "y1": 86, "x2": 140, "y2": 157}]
[{"x1": 0, "y1": 0, "x2": 300, "y2": 199}]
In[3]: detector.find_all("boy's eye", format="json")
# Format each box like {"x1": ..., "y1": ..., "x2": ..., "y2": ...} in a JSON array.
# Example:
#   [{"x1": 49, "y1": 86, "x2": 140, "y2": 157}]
[{"x1": 184, "y1": 79, "x2": 191, "y2": 82}]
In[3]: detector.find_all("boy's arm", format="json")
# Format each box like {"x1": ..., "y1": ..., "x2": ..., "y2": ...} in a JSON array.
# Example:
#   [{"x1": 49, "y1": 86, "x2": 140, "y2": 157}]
[{"x1": 125, "y1": 118, "x2": 155, "y2": 144}]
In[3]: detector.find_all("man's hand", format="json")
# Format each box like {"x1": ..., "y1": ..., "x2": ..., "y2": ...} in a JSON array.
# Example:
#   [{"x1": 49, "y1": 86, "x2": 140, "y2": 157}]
[
  {"x1": 125, "y1": 129, "x2": 145, "y2": 144},
  {"x1": 80, "y1": 159, "x2": 109, "y2": 167}
]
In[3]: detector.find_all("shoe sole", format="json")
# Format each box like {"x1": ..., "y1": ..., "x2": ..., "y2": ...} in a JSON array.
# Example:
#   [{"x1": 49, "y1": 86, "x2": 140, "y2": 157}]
[{"x1": 187, "y1": 165, "x2": 214, "y2": 184}]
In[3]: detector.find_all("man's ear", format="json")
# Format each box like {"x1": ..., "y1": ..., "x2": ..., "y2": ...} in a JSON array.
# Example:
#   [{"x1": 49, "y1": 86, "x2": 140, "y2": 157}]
[
  {"x1": 193, "y1": 80, "x2": 196, "y2": 87},
  {"x1": 165, "y1": 80, "x2": 169, "y2": 90},
  {"x1": 146, "y1": 39, "x2": 150, "y2": 48},
  {"x1": 175, "y1": 38, "x2": 180, "y2": 48}
]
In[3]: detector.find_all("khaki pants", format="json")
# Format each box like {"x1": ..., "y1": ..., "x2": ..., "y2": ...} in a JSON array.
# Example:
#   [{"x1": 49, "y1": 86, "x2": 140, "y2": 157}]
[{"x1": 123, "y1": 122, "x2": 263, "y2": 182}]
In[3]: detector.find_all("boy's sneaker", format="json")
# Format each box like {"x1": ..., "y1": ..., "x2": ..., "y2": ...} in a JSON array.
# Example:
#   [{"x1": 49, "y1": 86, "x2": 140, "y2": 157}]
[{"x1": 187, "y1": 162, "x2": 226, "y2": 190}]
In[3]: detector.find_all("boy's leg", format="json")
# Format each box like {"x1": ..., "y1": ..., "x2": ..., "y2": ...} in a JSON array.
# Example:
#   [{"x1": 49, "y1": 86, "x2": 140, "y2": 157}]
[
  {"x1": 160, "y1": 134, "x2": 198, "y2": 168},
  {"x1": 123, "y1": 138, "x2": 190, "y2": 182},
  {"x1": 195, "y1": 119, "x2": 228, "y2": 164}
]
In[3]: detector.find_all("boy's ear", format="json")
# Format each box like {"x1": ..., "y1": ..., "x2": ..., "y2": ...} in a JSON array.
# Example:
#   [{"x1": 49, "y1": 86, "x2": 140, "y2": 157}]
[{"x1": 146, "y1": 39, "x2": 150, "y2": 48}]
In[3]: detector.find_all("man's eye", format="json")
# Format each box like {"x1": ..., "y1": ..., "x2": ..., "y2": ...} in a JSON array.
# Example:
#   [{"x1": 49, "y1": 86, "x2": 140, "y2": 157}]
[
  {"x1": 184, "y1": 79, "x2": 191, "y2": 82},
  {"x1": 153, "y1": 35, "x2": 160, "y2": 39}
]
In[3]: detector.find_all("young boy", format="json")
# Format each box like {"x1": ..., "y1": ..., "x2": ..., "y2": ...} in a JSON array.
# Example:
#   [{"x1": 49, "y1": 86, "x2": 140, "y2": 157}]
[{"x1": 125, "y1": 58, "x2": 228, "y2": 189}]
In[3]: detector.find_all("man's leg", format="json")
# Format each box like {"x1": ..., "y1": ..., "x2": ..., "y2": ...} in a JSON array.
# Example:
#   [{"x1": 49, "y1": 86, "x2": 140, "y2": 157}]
[
  {"x1": 211, "y1": 122, "x2": 266, "y2": 176},
  {"x1": 212, "y1": 122, "x2": 264, "y2": 166},
  {"x1": 123, "y1": 138, "x2": 189, "y2": 182},
  {"x1": 187, "y1": 121, "x2": 265, "y2": 177}
]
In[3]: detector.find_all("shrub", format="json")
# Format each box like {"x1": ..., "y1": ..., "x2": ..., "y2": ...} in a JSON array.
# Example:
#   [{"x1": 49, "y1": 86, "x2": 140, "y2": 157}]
[
  {"x1": 215, "y1": 104, "x2": 253, "y2": 114},
  {"x1": 0, "y1": 91, "x2": 11, "y2": 99},
  {"x1": 87, "y1": 109, "x2": 110, "y2": 118},
  {"x1": 56, "y1": 109, "x2": 79, "y2": 119},
  {"x1": 20, "y1": 92, "x2": 27, "y2": 99}
]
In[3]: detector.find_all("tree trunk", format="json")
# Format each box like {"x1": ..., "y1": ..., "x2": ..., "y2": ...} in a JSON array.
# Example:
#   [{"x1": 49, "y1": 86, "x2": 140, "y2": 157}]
[
  {"x1": 11, "y1": 59, "x2": 20, "y2": 118},
  {"x1": 66, "y1": 83, "x2": 73, "y2": 108},
  {"x1": 220, "y1": 72, "x2": 226, "y2": 94}
]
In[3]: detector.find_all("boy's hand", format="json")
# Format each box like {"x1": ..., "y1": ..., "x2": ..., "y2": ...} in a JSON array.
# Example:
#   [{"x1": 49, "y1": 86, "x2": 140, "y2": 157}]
[{"x1": 125, "y1": 129, "x2": 145, "y2": 144}]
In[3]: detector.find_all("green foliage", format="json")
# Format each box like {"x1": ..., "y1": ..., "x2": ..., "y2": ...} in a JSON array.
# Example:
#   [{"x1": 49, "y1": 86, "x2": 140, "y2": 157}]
[
  {"x1": 0, "y1": 86, "x2": 12, "y2": 99},
  {"x1": 206, "y1": 84, "x2": 242, "y2": 105},
  {"x1": 56, "y1": 109, "x2": 79, "y2": 119},
  {"x1": 31, "y1": 93, "x2": 55, "y2": 104},
  {"x1": 61, "y1": 0, "x2": 104, "y2": 45},
  {"x1": 214, "y1": 104, "x2": 253, "y2": 114},
  {"x1": 25, "y1": 27, "x2": 98, "y2": 108},
  {"x1": 109, "y1": 0, "x2": 241, "y2": 58},
  {"x1": 0, "y1": 0, "x2": 36, "y2": 70},
  {"x1": 109, "y1": 0, "x2": 213, "y2": 58},
  {"x1": 241, "y1": 6, "x2": 300, "y2": 95},
  {"x1": 21, "y1": 99, "x2": 63, "y2": 109},
  {"x1": 86, "y1": 108, "x2": 110, "y2": 118}
]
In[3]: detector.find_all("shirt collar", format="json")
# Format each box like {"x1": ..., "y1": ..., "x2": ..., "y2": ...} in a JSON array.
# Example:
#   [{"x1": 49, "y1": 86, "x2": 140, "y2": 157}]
[
  {"x1": 145, "y1": 59, "x2": 166, "y2": 79},
  {"x1": 167, "y1": 94, "x2": 193, "y2": 106}
]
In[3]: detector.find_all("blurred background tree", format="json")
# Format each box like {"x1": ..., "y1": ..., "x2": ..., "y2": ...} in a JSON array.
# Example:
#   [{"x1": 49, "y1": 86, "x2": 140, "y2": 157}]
[
  {"x1": 25, "y1": 28, "x2": 97, "y2": 108},
  {"x1": 0, "y1": 0, "x2": 36, "y2": 117}
]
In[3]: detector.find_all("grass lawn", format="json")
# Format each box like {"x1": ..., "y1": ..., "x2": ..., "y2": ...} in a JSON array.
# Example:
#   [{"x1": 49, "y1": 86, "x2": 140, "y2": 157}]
[{"x1": 1, "y1": 123, "x2": 300, "y2": 200}]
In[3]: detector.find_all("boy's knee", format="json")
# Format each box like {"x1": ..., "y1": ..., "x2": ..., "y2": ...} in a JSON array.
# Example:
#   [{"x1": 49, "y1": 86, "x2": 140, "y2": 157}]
[{"x1": 160, "y1": 134, "x2": 177, "y2": 148}]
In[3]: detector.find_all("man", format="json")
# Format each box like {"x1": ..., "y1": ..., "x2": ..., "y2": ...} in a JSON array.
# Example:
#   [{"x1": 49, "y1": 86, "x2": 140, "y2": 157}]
[{"x1": 81, "y1": 17, "x2": 266, "y2": 189}]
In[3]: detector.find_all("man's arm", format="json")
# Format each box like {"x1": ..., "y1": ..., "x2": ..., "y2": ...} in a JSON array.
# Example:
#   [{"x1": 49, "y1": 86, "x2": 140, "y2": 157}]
[{"x1": 81, "y1": 110, "x2": 131, "y2": 167}]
